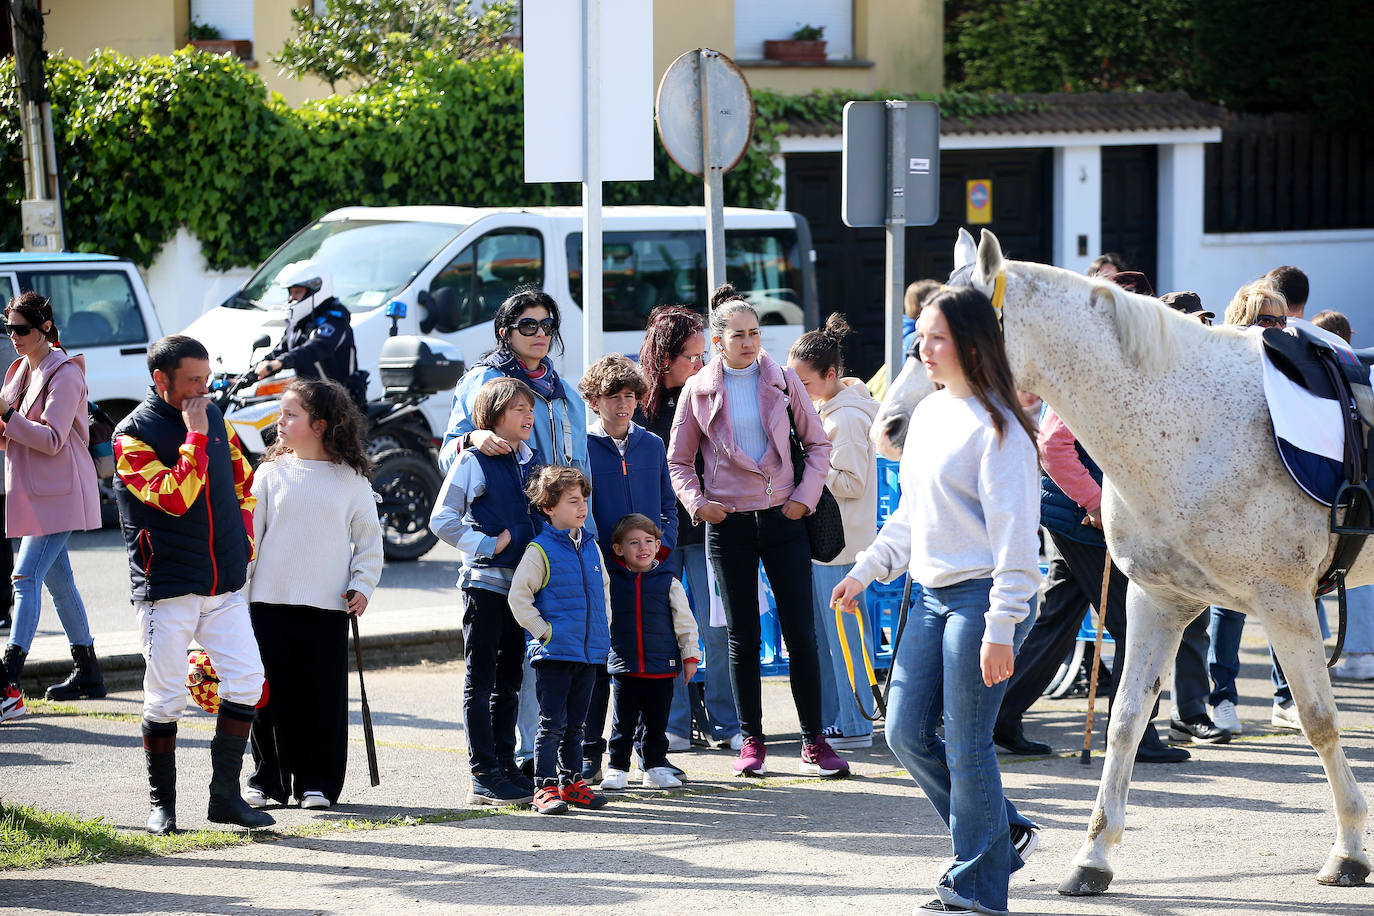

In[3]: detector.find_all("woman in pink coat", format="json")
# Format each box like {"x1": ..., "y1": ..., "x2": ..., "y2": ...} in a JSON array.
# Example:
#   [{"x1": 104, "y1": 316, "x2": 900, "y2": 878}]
[{"x1": 0, "y1": 292, "x2": 103, "y2": 723}]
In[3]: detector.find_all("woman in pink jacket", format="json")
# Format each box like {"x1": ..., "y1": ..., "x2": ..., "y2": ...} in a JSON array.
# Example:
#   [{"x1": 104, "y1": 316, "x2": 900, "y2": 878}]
[
  {"x1": 0, "y1": 292, "x2": 103, "y2": 723},
  {"x1": 668, "y1": 284, "x2": 848, "y2": 779}
]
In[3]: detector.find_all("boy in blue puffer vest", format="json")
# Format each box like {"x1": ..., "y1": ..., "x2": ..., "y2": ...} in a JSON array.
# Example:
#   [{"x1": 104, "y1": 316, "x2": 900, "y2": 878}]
[
  {"x1": 600, "y1": 514, "x2": 699, "y2": 792},
  {"x1": 577, "y1": 354, "x2": 680, "y2": 780},
  {"x1": 430, "y1": 377, "x2": 544, "y2": 806},
  {"x1": 508, "y1": 465, "x2": 612, "y2": 814}
]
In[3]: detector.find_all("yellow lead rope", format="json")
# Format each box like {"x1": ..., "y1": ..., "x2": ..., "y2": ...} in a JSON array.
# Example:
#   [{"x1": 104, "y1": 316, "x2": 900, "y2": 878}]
[{"x1": 835, "y1": 602, "x2": 884, "y2": 720}]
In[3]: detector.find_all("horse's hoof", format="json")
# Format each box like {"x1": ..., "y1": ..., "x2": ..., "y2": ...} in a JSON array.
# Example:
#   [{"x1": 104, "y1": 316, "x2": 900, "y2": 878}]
[
  {"x1": 1058, "y1": 866, "x2": 1113, "y2": 896},
  {"x1": 1317, "y1": 856, "x2": 1370, "y2": 887}
]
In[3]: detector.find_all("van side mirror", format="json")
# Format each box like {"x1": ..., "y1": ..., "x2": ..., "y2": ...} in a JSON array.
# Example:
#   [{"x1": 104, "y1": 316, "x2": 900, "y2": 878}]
[
  {"x1": 420, "y1": 286, "x2": 461, "y2": 334},
  {"x1": 251, "y1": 334, "x2": 271, "y2": 351}
]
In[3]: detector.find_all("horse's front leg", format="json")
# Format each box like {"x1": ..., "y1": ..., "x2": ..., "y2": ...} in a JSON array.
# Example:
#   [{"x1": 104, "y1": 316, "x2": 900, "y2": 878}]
[
  {"x1": 1059, "y1": 583, "x2": 1190, "y2": 896},
  {"x1": 1266, "y1": 596, "x2": 1371, "y2": 887}
]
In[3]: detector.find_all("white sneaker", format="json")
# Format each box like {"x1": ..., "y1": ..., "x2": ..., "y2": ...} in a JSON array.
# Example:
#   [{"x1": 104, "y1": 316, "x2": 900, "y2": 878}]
[
  {"x1": 1333, "y1": 653, "x2": 1374, "y2": 681},
  {"x1": 243, "y1": 786, "x2": 271, "y2": 808},
  {"x1": 1271, "y1": 701, "x2": 1302, "y2": 731},
  {"x1": 727, "y1": 733, "x2": 744, "y2": 751},
  {"x1": 300, "y1": 791, "x2": 331, "y2": 809},
  {"x1": 1211, "y1": 700, "x2": 1243, "y2": 735},
  {"x1": 665, "y1": 732, "x2": 690, "y2": 752},
  {"x1": 642, "y1": 766, "x2": 683, "y2": 789},
  {"x1": 600, "y1": 767, "x2": 629, "y2": 791}
]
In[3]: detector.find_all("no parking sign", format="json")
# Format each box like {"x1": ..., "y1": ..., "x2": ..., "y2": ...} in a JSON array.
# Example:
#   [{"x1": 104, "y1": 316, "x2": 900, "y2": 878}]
[{"x1": 967, "y1": 179, "x2": 993, "y2": 224}]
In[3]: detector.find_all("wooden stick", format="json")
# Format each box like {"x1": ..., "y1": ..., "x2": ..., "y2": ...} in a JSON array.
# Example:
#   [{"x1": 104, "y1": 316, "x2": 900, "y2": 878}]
[
  {"x1": 350, "y1": 610, "x2": 381, "y2": 787},
  {"x1": 1081, "y1": 548, "x2": 1112, "y2": 765}
]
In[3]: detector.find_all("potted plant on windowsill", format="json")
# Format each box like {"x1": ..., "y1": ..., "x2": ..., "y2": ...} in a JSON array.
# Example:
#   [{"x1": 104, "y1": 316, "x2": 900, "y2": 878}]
[
  {"x1": 764, "y1": 24, "x2": 827, "y2": 63},
  {"x1": 186, "y1": 20, "x2": 252, "y2": 61}
]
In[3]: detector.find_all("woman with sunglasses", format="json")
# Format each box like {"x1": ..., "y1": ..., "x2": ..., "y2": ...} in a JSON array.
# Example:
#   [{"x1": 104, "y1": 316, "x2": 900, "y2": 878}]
[
  {"x1": 0, "y1": 292, "x2": 103, "y2": 724},
  {"x1": 437, "y1": 287, "x2": 592, "y2": 785},
  {"x1": 636, "y1": 305, "x2": 741, "y2": 754}
]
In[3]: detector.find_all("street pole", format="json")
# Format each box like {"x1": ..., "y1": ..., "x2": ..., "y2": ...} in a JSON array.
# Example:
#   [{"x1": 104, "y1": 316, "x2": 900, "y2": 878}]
[
  {"x1": 884, "y1": 101, "x2": 907, "y2": 376},
  {"x1": 698, "y1": 49, "x2": 727, "y2": 317},
  {"x1": 581, "y1": 0, "x2": 603, "y2": 373},
  {"x1": 8, "y1": 0, "x2": 65, "y2": 252}
]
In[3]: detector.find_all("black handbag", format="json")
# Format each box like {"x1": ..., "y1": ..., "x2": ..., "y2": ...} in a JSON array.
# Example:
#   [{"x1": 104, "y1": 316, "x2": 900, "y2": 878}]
[{"x1": 786, "y1": 400, "x2": 845, "y2": 563}]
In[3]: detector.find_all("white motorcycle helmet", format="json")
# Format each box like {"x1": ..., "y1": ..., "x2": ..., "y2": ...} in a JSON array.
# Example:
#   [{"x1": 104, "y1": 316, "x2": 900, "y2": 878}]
[{"x1": 274, "y1": 259, "x2": 334, "y2": 325}]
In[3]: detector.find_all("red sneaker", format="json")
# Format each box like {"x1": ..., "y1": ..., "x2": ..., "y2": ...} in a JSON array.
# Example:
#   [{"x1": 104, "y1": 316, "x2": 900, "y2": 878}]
[
  {"x1": 0, "y1": 685, "x2": 26, "y2": 723},
  {"x1": 532, "y1": 785, "x2": 568, "y2": 814},
  {"x1": 560, "y1": 778, "x2": 608, "y2": 809}
]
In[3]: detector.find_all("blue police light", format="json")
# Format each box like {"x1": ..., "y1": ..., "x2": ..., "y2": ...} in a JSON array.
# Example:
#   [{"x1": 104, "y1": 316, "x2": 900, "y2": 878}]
[{"x1": 385, "y1": 300, "x2": 407, "y2": 319}]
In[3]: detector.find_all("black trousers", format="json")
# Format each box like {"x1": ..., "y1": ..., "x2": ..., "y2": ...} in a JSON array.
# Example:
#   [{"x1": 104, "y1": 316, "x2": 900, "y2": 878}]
[
  {"x1": 248, "y1": 603, "x2": 348, "y2": 804},
  {"x1": 608, "y1": 674, "x2": 674, "y2": 771},
  {"x1": 582, "y1": 665, "x2": 611, "y2": 762},
  {"x1": 461, "y1": 586, "x2": 525, "y2": 777},
  {"x1": 707, "y1": 508, "x2": 823, "y2": 744},
  {"x1": 533, "y1": 659, "x2": 596, "y2": 786}
]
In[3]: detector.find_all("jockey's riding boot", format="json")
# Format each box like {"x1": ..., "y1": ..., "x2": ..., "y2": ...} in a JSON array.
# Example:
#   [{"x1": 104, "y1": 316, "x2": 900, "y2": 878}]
[
  {"x1": 46, "y1": 644, "x2": 107, "y2": 701},
  {"x1": 207, "y1": 700, "x2": 275, "y2": 829},
  {"x1": 143, "y1": 719, "x2": 177, "y2": 835}
]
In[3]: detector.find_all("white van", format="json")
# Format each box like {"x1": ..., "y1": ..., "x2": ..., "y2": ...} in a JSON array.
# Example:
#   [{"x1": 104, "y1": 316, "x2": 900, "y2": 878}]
[
  {"x1": 0, "y1": 253, "x2": 164, "y2": 421},
  {"x1": 188, "y1": 205, "x2": 819, "y2": 441}
]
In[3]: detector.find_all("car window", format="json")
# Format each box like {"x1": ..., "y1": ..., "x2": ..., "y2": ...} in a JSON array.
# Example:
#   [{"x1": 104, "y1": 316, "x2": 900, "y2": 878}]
[
  {"x1": 16, "y1": 269, "x2": 147, "y2": 348},
  {"x1": 428, "y1": 229, "x2": 544, "y2": 332}
]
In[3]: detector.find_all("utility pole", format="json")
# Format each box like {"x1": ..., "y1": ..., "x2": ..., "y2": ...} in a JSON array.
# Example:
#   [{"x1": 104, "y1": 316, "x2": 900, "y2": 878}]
[{"x1": 8, "y1": 0, "x2": 64, "y2": 251}]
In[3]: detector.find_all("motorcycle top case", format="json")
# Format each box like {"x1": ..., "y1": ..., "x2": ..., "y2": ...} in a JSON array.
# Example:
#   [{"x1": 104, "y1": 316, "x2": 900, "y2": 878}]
[{"x1": 378, "y1": 335, "x2": 465, "y2": 396}]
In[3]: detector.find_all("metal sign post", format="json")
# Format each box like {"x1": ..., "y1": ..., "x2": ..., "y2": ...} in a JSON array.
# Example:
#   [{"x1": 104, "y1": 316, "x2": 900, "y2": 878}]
[
  {"x1": 884, "y1": 101, "x2": 907, "y2": 378},
  {"x1": 697, "y1": 50, "x2": 727, "y2": 300},
  {"x1": 582, "y1": 0, "x2": 603, "y2": 371}
]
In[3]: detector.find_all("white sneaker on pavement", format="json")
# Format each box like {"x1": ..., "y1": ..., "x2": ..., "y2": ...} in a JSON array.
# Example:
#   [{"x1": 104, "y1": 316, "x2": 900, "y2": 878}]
[
  {"x1": 1333, "y1": 652, "x2": 1374, "y2": 681},
  {"x1": 300, "y1": 791, "x2": 331, "y2": 809},
  {"x1": 664, "y1": 732, "x2": 690, "y2": 752},
  {"x1": 1211, "y1": 700, "x2": 1243, "y2": 735},
  {"x1": 642, "y1": 766, "x2": 683, "y2": 789},
  {"x1": 726, "y1": 733, "x2": 743, "y2": 751},
  {"x1": 1271, "y1": 701, "x2": 1302, "y2": 731},
  {"x1": 243, "y1": 786, "x2": 271, "y2": 808},
  {"x1": 600, "y1": 767, "x2": 629, "y2": 791}
]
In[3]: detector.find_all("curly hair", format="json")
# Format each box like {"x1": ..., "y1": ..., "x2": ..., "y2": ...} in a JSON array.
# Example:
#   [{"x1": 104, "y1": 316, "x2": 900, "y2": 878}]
[
  {"x1": 638, "y1": 305, "x2": 704, "y2": 421},
  {"x1": 525, "y1": 464, "x2": 591, "y2": 514},
  {"x1": 577, "y1": 353, "x2": 647, "y2": 402},
  {"x1": 264, "y1": 378, "x2": 373, "y2": 479},
  {"x1": 5, "y1": 291, "x2": 62, "y2": 349}
]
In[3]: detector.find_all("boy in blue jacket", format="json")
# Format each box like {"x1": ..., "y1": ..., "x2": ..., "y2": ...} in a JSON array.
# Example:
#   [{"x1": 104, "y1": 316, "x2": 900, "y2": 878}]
[
  {"x1": 507, "y1": 465, "x2": 612, "y2": 815},
  {"x1": 577, "y1": 354, "x2": 680, "y2": 779}
]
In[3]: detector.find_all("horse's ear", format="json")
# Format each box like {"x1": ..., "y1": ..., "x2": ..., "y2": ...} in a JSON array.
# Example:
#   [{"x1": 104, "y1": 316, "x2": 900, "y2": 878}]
[
  {"x1": 954, "y1": 227, "x2": 976, "y2": 271},
  {"x1": 977, "y1": 229, "x2": 1004, "y2": 280}
]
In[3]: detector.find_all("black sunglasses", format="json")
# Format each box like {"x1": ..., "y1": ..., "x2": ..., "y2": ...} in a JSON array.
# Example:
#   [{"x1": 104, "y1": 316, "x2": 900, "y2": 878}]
[
  {"x1": 3, "y1": 323, "x2": 37, "y2": 337},
  {"x1": 513, "y1": 317, "x2": 557, "y2": 337},
  {"x1": 1253, "y1": 314, "x2": 1287, "y2": 329}
]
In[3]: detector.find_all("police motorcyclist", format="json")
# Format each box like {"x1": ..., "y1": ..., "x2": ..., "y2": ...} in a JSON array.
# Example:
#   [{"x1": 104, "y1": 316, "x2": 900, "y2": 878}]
[{"x1": 254, "y1": 261, "x2": 363, "y2": 402}]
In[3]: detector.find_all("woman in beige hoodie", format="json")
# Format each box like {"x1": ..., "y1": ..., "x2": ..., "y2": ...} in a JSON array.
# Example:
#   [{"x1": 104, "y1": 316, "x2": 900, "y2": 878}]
[{"x1": 788, "y1": 314, "x2": 879, "y2": 747}]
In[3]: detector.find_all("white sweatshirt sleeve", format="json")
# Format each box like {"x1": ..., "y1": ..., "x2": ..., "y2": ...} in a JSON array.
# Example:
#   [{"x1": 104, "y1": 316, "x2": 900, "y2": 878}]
[
  {"x1": 849, "y1": 484, "x2": 913, "y2": 587},
  {"x1": 976, "y1": 424, "x2": 1041, "y2": 646}
]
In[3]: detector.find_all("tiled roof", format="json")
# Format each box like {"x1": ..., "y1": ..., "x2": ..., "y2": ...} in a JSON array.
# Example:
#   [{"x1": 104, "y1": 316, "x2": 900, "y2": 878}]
[{"x1": 779, "y1": 91, "x2": 1228, "y2": 138}]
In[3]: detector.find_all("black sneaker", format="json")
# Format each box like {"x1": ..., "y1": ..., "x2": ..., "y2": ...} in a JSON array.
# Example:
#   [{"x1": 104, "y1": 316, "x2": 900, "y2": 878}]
[
  {"x1": 467, "y1": 773, "x2": 533, "y2": 806},
  {"x1": 917, "y1": 899, "x2": 974, "y2": 912},
  {"x1": 581, "y1": 757, "x2": 603, "y2": 783},
  {"x1": 504, "y1": 765, "x2": 535, "y2": 795},
  {"x1": 1009, "y1": 824, "x2": 1040, "y2": 861},
  {"x1": 1170, "y1": 713, "x2": 1232, "y2": 745}
]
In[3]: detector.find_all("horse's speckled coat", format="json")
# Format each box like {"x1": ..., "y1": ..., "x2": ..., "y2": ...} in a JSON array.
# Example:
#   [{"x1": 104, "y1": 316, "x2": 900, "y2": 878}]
[{"x1": 877, "y1": 228, "x2": 1370, "y2": 895}]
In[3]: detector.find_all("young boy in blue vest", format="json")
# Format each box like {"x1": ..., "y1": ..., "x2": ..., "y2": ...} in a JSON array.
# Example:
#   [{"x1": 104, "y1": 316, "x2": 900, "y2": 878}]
[
  {"x1": 430, "y1": 377, "x2": 544, "y2": 806},
  {"x1": 577, "y1": 355, "x2": 679, "y2": 780},
  {"x1": 507, "y1": 465, "x2": 613, "y2": 814},
  {"x1": 600, "y1": 514, "x2": 700, "y2": 791}
]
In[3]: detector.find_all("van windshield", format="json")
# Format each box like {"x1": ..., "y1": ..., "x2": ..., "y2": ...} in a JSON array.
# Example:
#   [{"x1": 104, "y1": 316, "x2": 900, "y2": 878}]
[{"x1": 237, "y1": 219, "x2": 464, "y2": 312}]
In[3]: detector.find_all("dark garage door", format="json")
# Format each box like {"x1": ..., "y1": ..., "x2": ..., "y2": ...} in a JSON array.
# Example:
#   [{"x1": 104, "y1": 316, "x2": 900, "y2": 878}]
[{"x1": 785, "y1": 148, "x2": 1053, "y2": 378}]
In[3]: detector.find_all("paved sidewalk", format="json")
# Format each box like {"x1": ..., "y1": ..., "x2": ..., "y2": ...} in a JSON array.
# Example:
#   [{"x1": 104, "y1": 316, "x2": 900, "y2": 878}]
[{"x1": 4, "y1": 651, "x2": 1374, "y2": 914}]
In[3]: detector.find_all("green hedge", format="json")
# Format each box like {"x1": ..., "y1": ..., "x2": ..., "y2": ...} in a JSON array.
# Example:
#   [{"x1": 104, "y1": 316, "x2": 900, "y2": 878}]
[{"x1": 0, "y1": 49, "x2": 1032, "y2": 271}]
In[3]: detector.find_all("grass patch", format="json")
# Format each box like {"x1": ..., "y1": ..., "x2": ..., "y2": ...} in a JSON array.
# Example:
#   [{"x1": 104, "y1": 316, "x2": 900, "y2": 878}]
[{"x1": 0, "y1": 802, "x2": 249, "y2": 870}]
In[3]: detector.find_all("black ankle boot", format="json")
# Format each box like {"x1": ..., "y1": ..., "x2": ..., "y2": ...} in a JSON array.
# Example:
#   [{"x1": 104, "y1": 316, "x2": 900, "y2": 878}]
[
  {"x1": 3, "y1": 644, "x2": 27, "y2": 692},
  {"x1": 46, "y1": 644, "x2": 107, "y2": 701},
  {"x1": 207, "y1": 701, "x2": 275, "y2": 829},
  {"x1": 143, "y1": 720, "x2": 177, "y2": 835}
]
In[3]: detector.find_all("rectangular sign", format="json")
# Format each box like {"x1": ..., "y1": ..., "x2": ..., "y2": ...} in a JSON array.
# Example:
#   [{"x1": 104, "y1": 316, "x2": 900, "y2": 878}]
[
  {"x1": 841, "y1": 100, "x2": 941, "y2": 228},
  {"x1": 966, "y1": 179, "x2": 993, "y2": 224},
  {"x1": 523, "y1": 0, "x2": 654, "y2": 183}
]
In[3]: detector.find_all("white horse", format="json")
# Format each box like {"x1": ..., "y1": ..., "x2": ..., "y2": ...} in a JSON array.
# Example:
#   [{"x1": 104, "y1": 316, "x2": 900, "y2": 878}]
[{"x1": 875, "y1": 228, "x2": 1370, "y2": 895}]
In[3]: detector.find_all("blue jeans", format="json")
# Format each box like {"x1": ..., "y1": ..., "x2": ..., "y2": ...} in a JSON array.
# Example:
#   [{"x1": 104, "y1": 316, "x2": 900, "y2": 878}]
[
  {"x1": 667, "y1": 543, "x2": 740, "y2": 741},
  {"x1": 1209, "y1": 607, "x2": 1299, "y2": 706},
  {"x1": 532, "y1": 659, "x2": 596, "y2": 786},
  {"x1": 1344, "y1": 585, "x2": 1374, "y2": 654},
  {"x1": 810, "y1": 561, "x2": 874, "y2": 737},
  {"x1": 6, "y1": 531, "x2": 92, "y2": 653},
  {"x1": 885, "y1": 579, "x2": 1036, "y2": 915}
]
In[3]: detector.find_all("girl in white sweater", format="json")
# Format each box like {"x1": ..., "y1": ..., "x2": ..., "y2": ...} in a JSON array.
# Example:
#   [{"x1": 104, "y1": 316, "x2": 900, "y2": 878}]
[
  {"x1": 245, "y1": 379, "x2": 383, "y2": 811},
  {"x1": 831, "y1": 286, "x2": 1041, "y2": 916}
]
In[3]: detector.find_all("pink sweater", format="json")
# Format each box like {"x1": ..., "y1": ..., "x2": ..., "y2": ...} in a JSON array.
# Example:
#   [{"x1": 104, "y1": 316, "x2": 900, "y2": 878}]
[{"x1": 0, "y1": 351, "x2": 102, "y2": 537}]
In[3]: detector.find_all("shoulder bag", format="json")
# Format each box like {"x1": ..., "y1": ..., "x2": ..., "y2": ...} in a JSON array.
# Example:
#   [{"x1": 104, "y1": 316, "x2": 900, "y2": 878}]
[{"x1": 785, "y1": 399, "x2": 845, "y2": 563}]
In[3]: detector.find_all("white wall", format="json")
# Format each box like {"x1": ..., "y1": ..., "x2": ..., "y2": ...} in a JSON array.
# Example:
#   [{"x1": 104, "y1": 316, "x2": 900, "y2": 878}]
[
  {"x1": 1157, "y1": 143, "x2": 1374, "y2": 340},
  {"x1": 1052, "y1": 145, "x2": 1101, "y2": 274},
  {"x1": 142, "y1": 227, "x2": 254, "y2": 335}
]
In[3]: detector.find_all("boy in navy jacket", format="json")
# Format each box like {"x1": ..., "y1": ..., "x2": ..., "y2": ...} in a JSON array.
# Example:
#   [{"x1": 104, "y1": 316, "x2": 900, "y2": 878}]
[
  {"x1": 577, "y1": 354, "x2": 679, "y2": 779},
  {"x1": 601, "y1": 514, "x2": 699, "y2": 791},
  {"x1": 507, "y1": 465, "x2": 613, "y2": 814}
]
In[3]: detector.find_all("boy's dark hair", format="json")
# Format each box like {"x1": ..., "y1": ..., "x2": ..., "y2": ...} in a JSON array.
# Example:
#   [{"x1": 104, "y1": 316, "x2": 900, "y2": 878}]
[
  {"x1": 1266, "y1": 265, "x2": 1309, "y2": 309},
  {"x1": 788, "y1": 312, "x2": 853, "y2": 378},
  {"x1": 578, "y1": 353, "x2": 647, "y2": 401},
  {"x1": 473, "y1": 377, "x2": 537, "y2": 431},
  {"x1": 147, "y1": 335, "x2": 209, "y2": 380},
  {"x1": 1088, "y1": 252, "x2": 1128, "y2": 276},
  {"x1": 525, "y1": 465, "x2": 591, "y2": 513},
  {"x1": 264, "y1": 378, "x2": 373, "y2": 479},
  {"x1": 1312, "y1": 309, "x2": 1352, "y2": 343},
  {"x1": 612, "y1": 513, "x2": 661, "y2": 545},
  {"x1": 903, "y1": 279, "x2": 941, "y2": 320}
]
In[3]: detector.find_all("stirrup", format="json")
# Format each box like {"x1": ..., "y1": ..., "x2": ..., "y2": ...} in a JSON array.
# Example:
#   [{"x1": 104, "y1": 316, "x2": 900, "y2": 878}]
[{"x1": 1331, "y1": 481, "x2": 1374, "y2": 535}]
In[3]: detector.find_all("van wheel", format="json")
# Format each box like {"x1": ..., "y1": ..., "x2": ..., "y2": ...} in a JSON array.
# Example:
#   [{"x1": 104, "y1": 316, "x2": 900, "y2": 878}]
[{"x1": 372, "y1": 448, "x2": 441, "y2": 562}]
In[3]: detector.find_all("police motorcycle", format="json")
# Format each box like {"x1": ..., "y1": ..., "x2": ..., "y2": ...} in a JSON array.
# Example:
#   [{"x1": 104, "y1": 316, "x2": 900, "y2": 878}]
[{"x1": 211, "y1": 300, "x2": 462, "y2": 562}]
